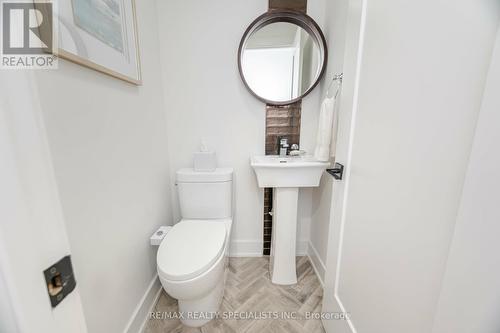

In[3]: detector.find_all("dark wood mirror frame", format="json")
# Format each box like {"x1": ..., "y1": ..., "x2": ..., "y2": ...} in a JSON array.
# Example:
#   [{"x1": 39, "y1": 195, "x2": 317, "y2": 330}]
[{"x1": 238, "y1": 10, "x2": 328, "y2": 106}]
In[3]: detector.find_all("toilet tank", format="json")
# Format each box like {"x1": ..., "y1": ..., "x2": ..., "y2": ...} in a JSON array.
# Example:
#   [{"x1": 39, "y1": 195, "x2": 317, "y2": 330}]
[{"x1": 176, "y1": 168, "x2": 233, "y2": 219}]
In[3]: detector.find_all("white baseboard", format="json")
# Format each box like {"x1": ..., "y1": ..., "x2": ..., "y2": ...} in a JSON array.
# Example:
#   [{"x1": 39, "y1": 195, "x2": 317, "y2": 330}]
[
  {"x1": 123, "y1": 275, "x2": 162, "y2": 333},
  {"x1": 229, "y1": 240, "x2": 263, "y2": 257},
  {"x1": 307, "y1": 242, "x2": 326, "y2": 287}
]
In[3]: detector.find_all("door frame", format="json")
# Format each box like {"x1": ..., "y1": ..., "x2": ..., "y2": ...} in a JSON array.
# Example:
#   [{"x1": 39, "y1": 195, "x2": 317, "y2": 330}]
[{"x1": 0, "y1": 72, "x2": 88, "y2": 333}]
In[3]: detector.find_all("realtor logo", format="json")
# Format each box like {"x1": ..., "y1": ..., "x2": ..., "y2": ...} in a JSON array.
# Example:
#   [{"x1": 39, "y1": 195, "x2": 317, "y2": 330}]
[{"x1": 1, "y1": 0, "x2": 57, "y2": 69}]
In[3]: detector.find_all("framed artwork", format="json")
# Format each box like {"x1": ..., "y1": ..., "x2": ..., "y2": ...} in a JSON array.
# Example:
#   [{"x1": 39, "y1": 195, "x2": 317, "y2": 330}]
[{"x1": 39, "y1": 0, "x2": 142, "y2": 85}]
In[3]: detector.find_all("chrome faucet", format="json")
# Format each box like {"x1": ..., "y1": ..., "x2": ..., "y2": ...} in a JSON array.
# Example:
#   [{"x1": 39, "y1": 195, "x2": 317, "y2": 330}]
[{"x1": 279, "y1": 137, "x2": 289, "y2": 157}]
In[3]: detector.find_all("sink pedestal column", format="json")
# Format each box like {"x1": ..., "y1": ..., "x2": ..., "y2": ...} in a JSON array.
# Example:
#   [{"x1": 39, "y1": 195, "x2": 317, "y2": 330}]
[{"x1": 270, "y1": 187, "x2": 299, "y2": 285}]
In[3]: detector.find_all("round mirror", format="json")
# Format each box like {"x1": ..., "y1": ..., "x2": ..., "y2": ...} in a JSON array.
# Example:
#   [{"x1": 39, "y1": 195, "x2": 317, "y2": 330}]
[{"x1": 238, "y1": 11, "x2": 327, "y2": 105}]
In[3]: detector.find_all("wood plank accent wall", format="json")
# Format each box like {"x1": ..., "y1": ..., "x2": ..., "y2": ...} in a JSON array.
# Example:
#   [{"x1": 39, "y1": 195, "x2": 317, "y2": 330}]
[
  {"x1": 263, "y1": 102, "x2": 302, "y2": 255},
  {"x1": 265, "y1": 102, "x2": 302, "y2": 155},
  {"x1": 263, "y1": 0, "x2": 307, "y2": 255},
  {"x1": 269, "y1": 0, "x2": 307, "y2": 12}
]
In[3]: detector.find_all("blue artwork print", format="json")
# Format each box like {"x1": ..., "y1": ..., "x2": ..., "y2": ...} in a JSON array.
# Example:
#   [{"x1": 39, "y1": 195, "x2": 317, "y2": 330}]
[{"x1": 72, "y1": 0, "x2": 125, "y2": 53}]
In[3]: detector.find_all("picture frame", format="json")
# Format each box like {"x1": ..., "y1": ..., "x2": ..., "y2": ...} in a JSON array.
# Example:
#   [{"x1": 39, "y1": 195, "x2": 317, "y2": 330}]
[{"x1": 37, "y1": 0, "x2": 142, "y2": 85}]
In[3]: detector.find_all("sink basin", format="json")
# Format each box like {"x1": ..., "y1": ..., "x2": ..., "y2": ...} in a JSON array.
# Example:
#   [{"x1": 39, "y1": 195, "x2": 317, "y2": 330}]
[
  {"x1": 250, "y1": 155, "x2": 330, "y2": 285},
  {"x1": 251, "y1": 155, "x2": 330, "y2": 188}
]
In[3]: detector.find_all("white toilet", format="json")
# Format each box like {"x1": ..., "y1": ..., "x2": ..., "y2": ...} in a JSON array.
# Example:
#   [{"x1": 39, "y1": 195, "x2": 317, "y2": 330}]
[{"x1": 157, "y1": 168, "x2": 233, "y2": 327}]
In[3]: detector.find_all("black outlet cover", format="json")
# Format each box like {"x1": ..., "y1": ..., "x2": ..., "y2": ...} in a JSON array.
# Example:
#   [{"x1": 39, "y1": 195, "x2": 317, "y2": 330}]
[{"x1": 43, "y1": 255, "x2": 76, "y2": 308}]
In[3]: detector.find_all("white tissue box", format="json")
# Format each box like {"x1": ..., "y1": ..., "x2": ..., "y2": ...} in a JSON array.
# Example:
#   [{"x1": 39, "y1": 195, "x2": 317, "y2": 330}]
[{"x1": 194, "y1": 151, "x2": 217, "y2": 172}]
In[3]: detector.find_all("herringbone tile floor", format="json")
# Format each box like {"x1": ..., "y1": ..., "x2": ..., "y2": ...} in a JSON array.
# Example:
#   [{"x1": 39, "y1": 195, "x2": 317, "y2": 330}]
[{"x1": 144, "y1": 256, "x2": 325, "y2": 333}]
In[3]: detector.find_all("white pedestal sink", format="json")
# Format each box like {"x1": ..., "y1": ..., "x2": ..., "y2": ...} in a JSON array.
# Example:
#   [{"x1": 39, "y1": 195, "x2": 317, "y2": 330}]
[{"x1": 251, "y1": 155, "x2": 330, "y2": 285}]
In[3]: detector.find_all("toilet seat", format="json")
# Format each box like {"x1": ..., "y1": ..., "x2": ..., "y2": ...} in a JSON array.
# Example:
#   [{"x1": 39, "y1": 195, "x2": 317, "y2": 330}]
[{"x1": 157, "y1": 220, "x2": 226, "y2": 281}]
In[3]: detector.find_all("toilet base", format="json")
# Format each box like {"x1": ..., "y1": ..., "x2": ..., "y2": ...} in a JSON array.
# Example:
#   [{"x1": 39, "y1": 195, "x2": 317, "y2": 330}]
[{"x1": 178, "y1": 277, "x2": 224, "y2": 327}]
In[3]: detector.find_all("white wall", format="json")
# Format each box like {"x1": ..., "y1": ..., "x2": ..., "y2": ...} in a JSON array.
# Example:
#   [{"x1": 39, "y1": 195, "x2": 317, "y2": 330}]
[
  {"x1": 323, "y1": 0, "x2": 500, "y2": 332},
  {"x1": 156, "y1": 0, "x2": 326, "y2": 256},
  {"x1": 432, "y1": 26, "x2": 500, "y2": 333},
  {"x1": 31, "y1": 0, "x2": 172, "y2": 331},
  {"x1": 309, "y1": 0, "x2": 349, "y2": 281}
]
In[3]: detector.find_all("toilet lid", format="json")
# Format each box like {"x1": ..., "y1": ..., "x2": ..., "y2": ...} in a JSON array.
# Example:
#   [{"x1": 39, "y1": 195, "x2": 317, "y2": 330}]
[{"x1": 157, "y1": 220, "x2": 227, "y2": 281}]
